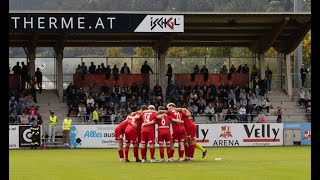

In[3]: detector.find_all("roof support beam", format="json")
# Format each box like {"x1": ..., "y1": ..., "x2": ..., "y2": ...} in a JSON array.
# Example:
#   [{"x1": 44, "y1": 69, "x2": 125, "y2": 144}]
[
  {"x1": 152, "y1": 34, "x2": 176, "y2": 54},
  {"x1": 250, "y1": 17, "x2": 290, "y2": 53}
]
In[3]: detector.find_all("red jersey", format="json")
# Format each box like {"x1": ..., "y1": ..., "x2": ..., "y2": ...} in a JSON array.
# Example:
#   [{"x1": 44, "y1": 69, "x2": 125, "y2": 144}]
[
  {"x1": 167, "y1": 109, "x2": 185, "y2": 131},
  {"x1": 139, "y1": 112, "x2": 157, "y2": 133},
  {"x1": 156, "y1": 114, "x2": 171, "y2": 133},
  {"x1": 181, "y1": 112, "x2": 195, "y2": 129},
  {"x1": 115, "y1": 119, "x2": 129, "y2": 133},
  {"x1": 28, "y1": 108, "x2": 37, "y2": 116}
]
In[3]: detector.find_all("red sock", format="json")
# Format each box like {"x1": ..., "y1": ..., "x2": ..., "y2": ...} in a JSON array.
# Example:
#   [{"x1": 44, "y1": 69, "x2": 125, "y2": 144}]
[
  {"x1": 189, "y1": 144, "x2": 195, "y2": 158},
  {"x1": 141, "y1": 147, "x2": 147, "y2": 159},
  {"x1": 166, "y1": 146, "x2": 171, "y2": 159},
  {"x1": 134, "y1": 146, "x2": 139, "y2": 159},
  {"x1": 124, "y1": 146, "x2": 130, "y2": 160},
  {"x1": 184, "y1": 144, "x2": 189, "y2": 158},
  {"x1": 171, "y1": 149, "x2": 175, "y2": 158},
  {"x1": 150, "y1": 147, "x2": 155, "y2": 159},
  {"x1": 179, "y1": 150, "x2": 185, "y2": 158},
  {"x1": 159, "y1": 146, "x2": 164, "y2": 159},
  {"x1": 118, "y1": 150, "x2": 124, "y2": 159}
]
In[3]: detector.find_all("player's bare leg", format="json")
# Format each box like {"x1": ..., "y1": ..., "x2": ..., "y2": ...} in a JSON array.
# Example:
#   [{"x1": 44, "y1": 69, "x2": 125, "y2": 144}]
[
  {"x1": 184, "y1": 141, "x2": 190, "y2": 161},
  {"x1": 159, "y1": 142, "x2": 165, "y2": 162},
  {"x1": 178, "y1": 141, "x2": 185, "y2": 162},
  {"x1": 188, "y1": 140, "x2": 196, "y2": 162},
  {"x1": 168, "y1": 141, "x2": 174, "y2": 162},
  {"x1": 117, "y1": 140, "x2": 125, "y2": 162},
  {"x1": 133, "y1": 142, "x2": 141, "y2": 162}
]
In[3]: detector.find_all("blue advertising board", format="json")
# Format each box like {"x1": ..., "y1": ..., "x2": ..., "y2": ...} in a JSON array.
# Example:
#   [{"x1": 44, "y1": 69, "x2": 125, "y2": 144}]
[{"x1": 283, "y1": 123, "x2": 311, "y2": 145}]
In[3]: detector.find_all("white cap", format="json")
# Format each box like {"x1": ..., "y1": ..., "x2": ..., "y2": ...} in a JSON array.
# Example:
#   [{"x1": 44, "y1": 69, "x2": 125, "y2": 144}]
[{"x1": 166, "y1": 103, "x2": 176, "y2": 109}]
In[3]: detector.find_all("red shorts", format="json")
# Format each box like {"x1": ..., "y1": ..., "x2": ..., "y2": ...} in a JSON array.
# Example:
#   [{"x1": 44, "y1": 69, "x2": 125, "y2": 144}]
[
  {"x1": 114, "y1": 128, "x2": 124, "y2": 141},
  {"x1": 172, "y1": 129, "x2": 186, "y2": 143},
  {"x1": 124, "y1": 128, "x2": 138, "y2": 144},
  {"x1": 140, "y1": 131, "x2": 155, "y2": 144},
  {"x1": 158, "y1": 130, "x2": 171, "y2": 144},
  {"x1": 186, "y1": 124, "x2": 197, "y2": 142}
]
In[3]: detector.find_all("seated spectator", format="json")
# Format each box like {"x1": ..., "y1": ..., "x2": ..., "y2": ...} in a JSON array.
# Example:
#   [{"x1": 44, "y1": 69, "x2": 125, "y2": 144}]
[
  {"x1": 188, "y1": 102, "x2": 198, "y2": 114},
  {"x1": 120, "y1": 93, "x2": 127, "y2": 109},
  {"x1": 305, "y1": 102, "x2": 311, "y2": 121},
  {"x1": 78, "y1": 103, "x2": 87, "y2": 124},
  {"x1": 99, "y1": 92, "x2": 107, "y2": 107},
  {"x1": 225, "y1": 108, "x2": 238, "y2": 123},
  {"x1": 249, "y1": 94, "x2": 260, "y2": 114},
  {"x1": 98, "y1": 107, "x2": 107, "y2": 123},
  {"x1": 19, "y1": 113, "x2": 29, "y2": 124},
  {"x1": 259, "y1": 97, "x2": 270, "y2": 115},
  {"x1": 197, "y1": 96, "x2": 207, "y2": 114},
  {"x1": 26, "y1": 97, "x2": 37, "y2": 109},
  {"x1": 131, "y1": 83, "x2": 139, "y2": 97},
  {"x1": 28, "y1": 105, "x2": 37, "y2": 121},
  {"x1": 228, "y1": 89, "x2": 236, "y2": 106},
  {"x1": 204, "y1": 103, "x2": 215, "y2": 121},
  {"x1": 113, "y1": 82, "x2": 121, "y2": 100},
  {"x1": 238, "y1": 105, "x2": 247, "y2": 123},
  {"x1": 298, "y1": 87, "x2": 307, "y2": 108},
  {"x1": 86, "y1": 95, "x2": 95, "y2": 107},
  {"x1": 214, "y1": 102, "x2": 223, "y2": 122},
  {"x1": 240, "y1": 96, "x2": 248, "y2": 108},
  {"x1": 258, "y1": 114, "x2": 267, "y2": 123}
]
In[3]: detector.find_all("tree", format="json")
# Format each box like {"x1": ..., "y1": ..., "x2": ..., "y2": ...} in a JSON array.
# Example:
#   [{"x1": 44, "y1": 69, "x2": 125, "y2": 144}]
[
  {"x1": 302, "y1": 32, "x2": 311, "y2": 67},
  {"x1": 105, "y1": 47, "x2": 125, "y2": 57},
  {"x1": 133, "y1": 47, "x2": 156, "y2": 57}
]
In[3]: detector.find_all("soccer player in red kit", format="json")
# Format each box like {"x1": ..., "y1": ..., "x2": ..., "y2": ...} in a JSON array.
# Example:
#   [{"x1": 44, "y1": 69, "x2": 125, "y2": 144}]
[
  {"x1": 114, "y1": 116, "x2": 130, "y2": 162},
  {"x1": 123, "y1": 113, "x2": 141, "y2": 162},
  {"x1": 155, "y1": 106, "x2": 172, "y2": 162},
  {"x1": 139, "y1": 105, "x2": 158, "y2": 163},
  {"x1": 166, "y1": 103, "x2": 187, "y2": 162}
]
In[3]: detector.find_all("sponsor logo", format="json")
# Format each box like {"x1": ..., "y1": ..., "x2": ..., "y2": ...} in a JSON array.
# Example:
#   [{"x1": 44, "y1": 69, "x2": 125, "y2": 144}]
[
  {"x1": 303, "y1": 130, "x2": 311, "y2": 139},
  {"x1": 19, "y1": 126, "x2": 41, "y2": 147},
  {"x1": 134, "y1": 15, "x2": 184, "y2": 32},
  {"x1": 219, "y1": 125, "x2": 233, "y2": 138},
  {"x1": 213, "y1": 140, "x2": 239, "y2": 147},
  {"x1": 243, "y1": 124, "x2": 280, "y2": 142},
  {"x1": 196, "y1": 125, "x2": 209, "y2": 143},
  {"x1": 84, "y1": 131, "x2": 103, "y2": 138}
]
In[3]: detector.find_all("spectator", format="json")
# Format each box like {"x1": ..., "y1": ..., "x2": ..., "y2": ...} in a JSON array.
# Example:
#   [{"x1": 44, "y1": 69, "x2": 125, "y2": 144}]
[
  {"x1": 188, "y1": 102, "x2": 199, "y2": 114},
  {"x1": 112, "y1": 65, "x2": 119, "y2": 81},
  {"x1": 300, "y1": 64, "x2": 308, "y2": 87},
  {"x1": 298, "y1": 87, "x2": 307, "y2": 108},
  {"x1": 105, "y1": 65, "x2": 111, "y2": 80},
  {"x1": 12, "y1": 62, "x2": 21, "y2": 74},
  {"x1": 120, "y1": 93, "x2": 127, "y2": 109},
  {"x1": 120, "y1": 63, "x2": 131, "y2": 74},
  {"x1": 113, "y1": 82, "x2": 121, "y2": 100},
  {"x1": 140, "y1": 61, "x2": 153, "y2": 74},
  {"x1": 276, "y1": 106, "x2": 282, "y2": 123},
  {"x1": 89, "y1": 62, "x2": 96, "y2": 74},
  {"x1": 28, "y1": 105, "x2": 37, "y2": 121},
  {"x1": 220, "y1": 65, "x2": 228, "y2": 74},
  {"x1": 35, "y1": 68, "x2": 43, "y2": 94},
  {"x1": 99, "y1": 92, "x2": 107, "y2": 107},
  {"x1": 75, "y1": 64, "x2": 82, "y2": 74},
  {"x1": 96, "y1": 65, "x2": 102, "y2": 73},
  {"x1": 37, "y1": 113, "x2": 42, "y2": 125},
  {"x1": 259, "y1": 77, "x2": 267, "y2": 97},
  {"x1": 86, "y1": 95, "x2": 95, "y2": 107},
  {"x1": 306, "y1": 88, "x2": 311, "y2": 104},
  {"x1": 204, "y1": 103, "x2": 215, "y2": 121},
  {"x1": 92, "y1": 107, "x2": 99, "y2": 124},
  {"x1": 242, "y1": 64, "x2": 249, "y2": 74},
  {"x1": 225, "y1": 108, "x2": 238, "y2": 123},
  {"x1": 131, "y1": 83, "x2": 139, "y2": 97},
  {"x1": 239, "y1": 105, "x2": 247, "y2": 123},
  {"x1": 98, "y1": 107, "x2": 107, "y2": 123},
  {"x1": 166, "y1": 64, "x2": 173, "y2": 84},
  {"x1": 249, "y1": 94, "x2": 260, "y2": 114},
  {"x1": 197, "y1": 96, "x2": 207, "y2": 114},
  {"x1": 305, "y1": 102, "x2": 311, "y2": 121},
  {"x1": 230, "y1": 65, "x2": 236, "y2": 74},
  {"x1": 214, "y1": 102, "x2": 223, "y2": 122},
  {"x1": 101, "y1": 63, "x2": 106, "y2": 72},
  {"x1": 48, "y1": 112, "x2": 57, "y2": 142},
  {"x1": 62, "y1": 114, "x2": 72, "y2": 147},
  {"x1": 191, "y1": 65, "x2": 199, "y2": 81},
  {"x1": 259, "y1": 97, "x2": 270, "y2": 115},
  {"x1": 200, "y1": 65, "x2": 209, "y2": 82},
  {"x1": 78, "y1": 103, "x2": 87, "y2": 124},
  {"x1": 81, "y1": 62, "x2": 88, "y2": 80},
  {"x1": 251, "y1": 65, "x2": 258, "y2": 82},
  {"x1": 227, "y1": 89, "x2": 236, "y2": 106},
  {"x1": 19, "y1": 113, "x2": 29, "y2": 125},
  {"x1": 239, "y1": 96, "x2": 247, "y2": 108},
  {"x1": 21, "y1": 62, "x2": 28, "y2": 89},
  {"x1": 258, "y1": 114, "x2": 267, "y2": 123},
  {"x1": 265, "y1": 67, "x2": 272, "y2": 93},
  {"x1": 236, "y1": 65, "x2": 242, "y2": 73}
]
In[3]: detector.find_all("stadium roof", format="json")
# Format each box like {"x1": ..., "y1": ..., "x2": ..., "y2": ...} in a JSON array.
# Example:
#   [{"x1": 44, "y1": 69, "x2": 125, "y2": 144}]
[{"x1": 9, "y1": 11, "x2": 311, "y2": 54}]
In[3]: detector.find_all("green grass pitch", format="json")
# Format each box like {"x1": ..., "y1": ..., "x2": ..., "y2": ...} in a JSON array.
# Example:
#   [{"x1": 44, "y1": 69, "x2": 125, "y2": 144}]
[{"x1": 9, "y1": 146, "x2": 310, "y2": 180}]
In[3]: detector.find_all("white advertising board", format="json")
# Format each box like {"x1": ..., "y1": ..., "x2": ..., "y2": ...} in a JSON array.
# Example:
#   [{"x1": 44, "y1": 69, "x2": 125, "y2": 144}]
[{"x1": 9, "y1": 125, "x2": 19, "y2": 149}]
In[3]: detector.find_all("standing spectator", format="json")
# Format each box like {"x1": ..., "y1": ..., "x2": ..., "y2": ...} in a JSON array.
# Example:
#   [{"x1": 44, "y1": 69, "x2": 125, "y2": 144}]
[
  {"x1": 105, "y1": 65, "x2": 111, "y2": 80},
  {"x1": 29, "y1": 79, "x2": 37, "y2": 103},
  {"x1": 251, "y1": 65, "x2": 258, "y2": 82},
  {"x1": 242, "y1": 64, "x2": 249, "y2": 74},
  {"x1": 200, "y1": 65, "x2": 209, "y2": 82},
  {"x1": 20, "y1": 62, "x2": 28, "y2": 89},
  {"x1": 35, "y1": 68, "x2": 43, "y2": 94},
  {"x1": 48, "y1": 112, "x2": 57, "y2": 142},
  {"x1": 81, "y1": 62, "x2": 88, "y2": 80},
  {"x1": 101, "y1": 63, "x2": 106, "y2": 73},
  {"x1": 120, "y1": 63, "x2": 131, "y2": 74},
  {"x1": 89, "y1": 62, "x2": 96, "y2": 74},
  {"x1": 62, "y1": 115, "x2": 72, "y2": 147},
  {"x1": 253, "y1": 76, "x2": 259, "y2": 96},
  {"x1": 30, "y1": 120, "x2": 40, "y2": 149},
  {"x1": 276, "y1": 106, "x2": 282, "y2": 123},
  {"x1": 305, "y1": 102, "x2": 311, "y2": 121},
  {"x1": 113, "y1": 82, "x2": 121, "y2": 100},
  {"x1": 239, "y1": 105, "x2": 247, "y2": 123},
  {"x1": 92, "y1": 107, "x2": 99, "y2": 124},
  {"x1": 112, "y1": 65, "x2": 119, "y2": 81},
  {"x1": 300, "y1": 64, "x2": 308, "y2": 87},
  {"x1": 298, "y1": 87, "x2": 307, "y2": 108},
  {"x1": 230, "y1": 65, "x2": 236, "y2": 74},
  {"x1": 12, "y1": 62, "x2": 21, "y2": 74},
  {"x1": 236, "y1": 65, "x2": 242, "y2": 73},
  {"x1": 166, "y1": 64, "x2": 173, "y2": 84},
  {"x1": 265, "y1": 67, "x2": 272, "y2": 93},
  {"x1": 191, "y1": 65, "x2": 199, "y2": 81},
  {"x1": 96, "y1": 65, "x2": 102, "y2": 73},
  {"x1": 140, "y1": 61, "x2": 153, "y2": 74},
  {"x1": 75, "y1": 65, "x2": 82, "y2": 74}
]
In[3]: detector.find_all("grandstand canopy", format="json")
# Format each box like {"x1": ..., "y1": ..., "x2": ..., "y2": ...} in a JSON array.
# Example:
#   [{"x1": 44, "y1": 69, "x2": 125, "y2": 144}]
[{"x1": 9, "y1": 11, "x2": 311, "y2": 54}]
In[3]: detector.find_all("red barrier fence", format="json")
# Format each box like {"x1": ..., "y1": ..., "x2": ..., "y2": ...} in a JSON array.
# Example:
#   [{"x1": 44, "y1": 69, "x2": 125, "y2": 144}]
[
  {"x1": 174, "y1": 73, "x2": 249, "y2": 88},
  {"x1": 73, "y1": 74, "x2": 149, "y2": 88},
  {"x1": 9, "y1": 74, "x2": 20, "y2": 90}
]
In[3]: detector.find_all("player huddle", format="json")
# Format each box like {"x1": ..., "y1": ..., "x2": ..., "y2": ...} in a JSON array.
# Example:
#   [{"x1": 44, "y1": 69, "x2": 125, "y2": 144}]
[{"x1": 114, "y1": 103, "x2": 207, "y2": 162}]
